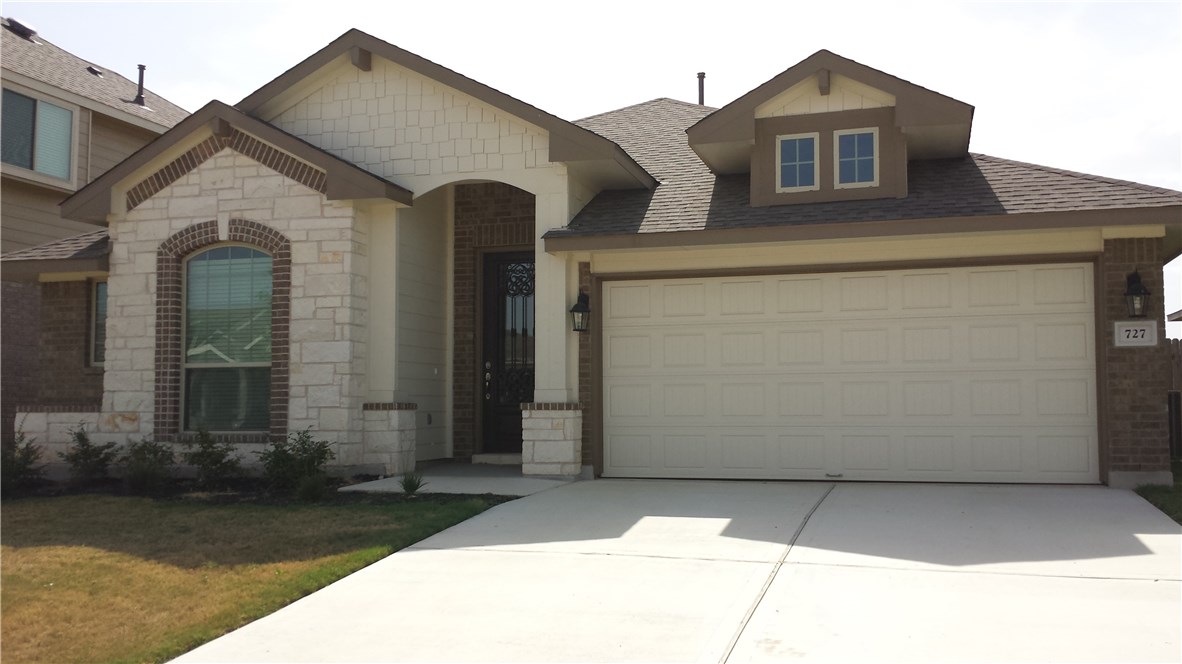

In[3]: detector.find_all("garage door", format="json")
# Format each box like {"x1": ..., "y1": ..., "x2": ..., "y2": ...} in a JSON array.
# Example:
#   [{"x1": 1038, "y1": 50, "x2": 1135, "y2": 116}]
[{"x1": 601, "y1": 264, "x2": 1098, "y2": 483}]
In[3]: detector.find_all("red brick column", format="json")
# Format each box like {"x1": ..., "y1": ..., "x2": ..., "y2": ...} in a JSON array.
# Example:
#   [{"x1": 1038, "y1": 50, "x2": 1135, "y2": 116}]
[
  {"x1": 451, "y1": 182, "x2": 535, "y2": 459},
  {"x1": 1099, "y1": 238, "x2": 1172, "y2": 486}
]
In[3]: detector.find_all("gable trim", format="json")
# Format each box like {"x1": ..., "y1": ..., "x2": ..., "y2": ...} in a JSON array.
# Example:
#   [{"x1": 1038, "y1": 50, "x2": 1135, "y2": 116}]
[
  {"x1": 236, "y1": 29, "x2": 656, "y2": 190},
  {"x1": 125, "y1": 129, "x2": 329, "y2": 210},
  {"x1": 61, "y1": 100, "x2": 413, "y2": 223}
]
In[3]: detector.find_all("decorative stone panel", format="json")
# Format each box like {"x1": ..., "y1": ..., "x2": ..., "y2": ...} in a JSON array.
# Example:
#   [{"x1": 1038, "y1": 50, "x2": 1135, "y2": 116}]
[
  {"x1": 362, "y1": 402, "x2": 417, "y2": 475},
  {"x1": 521, "y1": 402, "x2": 582, "y2": 477},
  {"x1": 1100, "y1": 238, "x2": 1172, "y2": 488}
]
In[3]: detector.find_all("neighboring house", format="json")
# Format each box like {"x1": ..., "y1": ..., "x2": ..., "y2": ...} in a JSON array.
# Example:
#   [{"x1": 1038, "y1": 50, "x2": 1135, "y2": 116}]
[
  {"x1": 5, "y1": 29, "x2": 1179, "y2": 488},
  {"x1": 0, "y1": 17, "x2": 188, "y2": 442}
]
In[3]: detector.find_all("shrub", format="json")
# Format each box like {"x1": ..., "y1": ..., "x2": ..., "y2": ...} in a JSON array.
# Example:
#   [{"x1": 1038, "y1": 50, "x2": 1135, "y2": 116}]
[
  {"x1": 181, "y1": 427, "x2": 241, "y2": 489},
  {"x1": 121, "y1": 438, "x2": 175, "y2": 495},
  {"x1": 1, "y1": 430, "x2": 47, "y2": 496},
  {"x1": 58, "y1": 424, "x2": 119, "y2": 486},
  {"x1": 296, "y1": 474, "x2": 330, "y2": 502},
  {"x1": 399, "y1": 471, "x2": 427, "y2": 496},
  {"x1": 256, "y1": 428, "x2": 335, "y2": 495}
]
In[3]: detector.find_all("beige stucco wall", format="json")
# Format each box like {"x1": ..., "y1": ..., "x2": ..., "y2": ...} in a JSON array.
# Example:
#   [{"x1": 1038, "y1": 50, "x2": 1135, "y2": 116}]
[
  {"x1": 584, "y1": 226, "x2": 1165, "y2": 275},
  {"x1": 104, "y1": 147, "x2": 372, "y2": 462}
]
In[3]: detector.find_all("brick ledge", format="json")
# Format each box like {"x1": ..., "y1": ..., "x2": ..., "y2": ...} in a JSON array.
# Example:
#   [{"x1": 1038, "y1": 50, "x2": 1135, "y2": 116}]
[
  {"x1": 520, "y1": 402, "x2": 582, "y2": 411},
  {"x1": 363, "y1": 402, "x2": 418, "y2": 411}
]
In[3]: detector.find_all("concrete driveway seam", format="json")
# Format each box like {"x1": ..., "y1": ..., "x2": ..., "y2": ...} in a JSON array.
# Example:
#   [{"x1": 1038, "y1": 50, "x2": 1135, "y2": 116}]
[
  {"x1": 784, "y1": 559, "x2": 1182, "y2": 582},
  {"x1": 718, "y1": 483, "x2": 836, "y2": 663}
]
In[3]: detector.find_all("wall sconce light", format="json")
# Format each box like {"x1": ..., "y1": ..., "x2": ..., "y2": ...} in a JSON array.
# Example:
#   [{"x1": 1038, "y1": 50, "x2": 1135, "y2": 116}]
[
  {"x1": 1124, "y1": 270, "x2": 1150, "y2": 318},
  {"x1": 569, "y1": 292, "x2": 590, "y2": 333}
]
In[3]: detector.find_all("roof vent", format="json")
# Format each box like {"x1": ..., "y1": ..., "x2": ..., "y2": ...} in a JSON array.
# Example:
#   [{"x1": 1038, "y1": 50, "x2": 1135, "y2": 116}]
[
  {"x1": 4, "y1": 17, "x2": 39, "y2": 42},
  {"x1": 697, "y1": 72, "x2": 705, "y2": 105},
  {"x1": 86, "y1": 65, "x2": 103, "y2": 77},
  {"x1": 133, "y1": 64, "x2": 146, "y2": 106}
]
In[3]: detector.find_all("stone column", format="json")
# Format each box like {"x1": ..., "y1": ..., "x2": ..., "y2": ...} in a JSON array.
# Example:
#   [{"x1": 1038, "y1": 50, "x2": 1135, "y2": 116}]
[{"x1": 521, "y1": 402, "x2": 582, "y2": 477}]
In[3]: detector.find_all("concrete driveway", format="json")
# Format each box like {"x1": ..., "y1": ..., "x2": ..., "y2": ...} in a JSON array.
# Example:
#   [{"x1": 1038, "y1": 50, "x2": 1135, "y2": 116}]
[{"x1": 176, "y1": 481, "x2": 1181, "y2": 663}]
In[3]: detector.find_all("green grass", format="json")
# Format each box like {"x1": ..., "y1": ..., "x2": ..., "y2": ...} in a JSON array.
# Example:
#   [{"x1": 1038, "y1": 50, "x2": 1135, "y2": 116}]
[
  {"x1": 1, "y1": 492, "x2": 506, "y2": 664},
  {"x1": 1135, "y1": 459, "x2": 1182, "y2": 525}
]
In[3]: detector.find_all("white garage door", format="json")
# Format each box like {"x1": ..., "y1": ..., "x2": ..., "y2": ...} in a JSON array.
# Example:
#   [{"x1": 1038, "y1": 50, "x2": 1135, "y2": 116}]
[{"x1": 601, "y1": 264, "x2": 1098, "y2": 483}]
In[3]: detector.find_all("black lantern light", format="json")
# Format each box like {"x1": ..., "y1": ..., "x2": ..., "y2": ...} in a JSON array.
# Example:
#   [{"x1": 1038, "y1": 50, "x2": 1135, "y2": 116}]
[
  {"x1": 569, "y1": 292, "x2": 590, "y2": 333},
  {"x1": 1124, "y1": 270, "x2": 1151, "y2": 318}
]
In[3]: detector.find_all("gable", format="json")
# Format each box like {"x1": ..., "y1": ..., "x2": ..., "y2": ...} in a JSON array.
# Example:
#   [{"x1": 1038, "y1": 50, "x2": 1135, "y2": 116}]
[
  {"x1": 265, "y1": 55, "x2": 553, "y2": 184},
  {"x1": 755, "y1": 73, "x2": 895, "y2": 119},
  {"x1": 237, "y1": 29, "x2": 654, "y2": 192}
]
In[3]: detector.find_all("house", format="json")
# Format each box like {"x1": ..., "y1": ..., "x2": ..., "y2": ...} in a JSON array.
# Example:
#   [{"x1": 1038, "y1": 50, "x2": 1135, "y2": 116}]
[
  {"x1": 6, "y1": 28, "x2": 1179, "y2": 488},
  {"x1": 0, "y1": 17, "x2": 188, "y2": 442}
]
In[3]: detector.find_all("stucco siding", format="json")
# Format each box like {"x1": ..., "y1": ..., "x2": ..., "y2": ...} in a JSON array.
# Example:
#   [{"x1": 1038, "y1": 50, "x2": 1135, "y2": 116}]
[{"x1": 396, "y1": 190, "x2": 448, "y2": 460}]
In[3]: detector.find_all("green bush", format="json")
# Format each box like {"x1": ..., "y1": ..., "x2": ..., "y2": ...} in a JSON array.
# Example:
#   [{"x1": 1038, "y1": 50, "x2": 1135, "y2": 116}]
[
  {"x1": 1, "y1": 430, "x2": 47, "y2": 496},
  {"x1": 181, "y1": 427, "x2": 241, "y2": 489},
  {"x1": 121, "y1": 438, "x2": 175, "y2": 495},
  {"x1": 296, "y1": 473, "x2": 330, "y2": 502},
  {"x1": 256, "y1": 428, "x2": 335, "y2": 495},
  {"x1": 399, "y1": 471, "x2": 427, "y2": 496},
  {"x1": 58, "y1": 424, "x2": 119, "y2": 485}
]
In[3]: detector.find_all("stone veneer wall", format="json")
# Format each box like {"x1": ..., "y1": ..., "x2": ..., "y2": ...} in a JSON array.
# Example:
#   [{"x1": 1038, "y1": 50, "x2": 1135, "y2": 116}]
[
  {"x1": 362, "y1": 402, "x2": 417, "y2": 474},
  {"x1": 106, "y1": 147, "x2": 370, "y2": 462},
  {"x1": 1100, "y1": 237, "x2": 1172, "y2": 485},
  {"x1": 451, "y1": 182, "x2": 535, "y2": 458},
  {"x1": 521, "y1": 403, "x2": 582, "y2": 477}
]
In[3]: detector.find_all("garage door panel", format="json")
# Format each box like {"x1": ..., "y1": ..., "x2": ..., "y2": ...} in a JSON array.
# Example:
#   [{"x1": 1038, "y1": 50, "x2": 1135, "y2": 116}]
[{"x1": 603, "y1": 264, "x2": 1098, "y2": 483}]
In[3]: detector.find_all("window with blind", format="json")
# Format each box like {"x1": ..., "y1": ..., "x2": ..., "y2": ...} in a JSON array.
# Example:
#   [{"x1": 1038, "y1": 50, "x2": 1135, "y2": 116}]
[
  {"x1": 1, "y1": 89, "x2": 73, "y2": 181},
  {"x1": 184, "y1": 246, "x2": 272, "y2": 432}
]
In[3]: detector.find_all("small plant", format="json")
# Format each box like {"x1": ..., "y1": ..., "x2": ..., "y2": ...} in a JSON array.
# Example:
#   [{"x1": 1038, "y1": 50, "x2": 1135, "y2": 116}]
[
  {"x1": 121, "y1": 438, "x2": 175, "y2": 495},
  {"x1": 399, "y1": 470, "x2": 427, "y2": 496},
  {"x1": 181, "y1": 426, "x2": 241, "y2": 489},
  {"x1": 1, "y1": 430, "x2": 47, "y2": 496},
  {"x1": 256, "y1": 428, "x2": 335, "y2": 495},
  {"x1": 58, "y1": 424, "x2": 119, "y2": 486}
]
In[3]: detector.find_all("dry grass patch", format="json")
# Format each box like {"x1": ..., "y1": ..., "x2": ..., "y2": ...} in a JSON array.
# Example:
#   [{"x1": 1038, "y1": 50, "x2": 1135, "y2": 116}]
[{"x1": 1, "y1": 493, "x2": 504, "y2": 664}]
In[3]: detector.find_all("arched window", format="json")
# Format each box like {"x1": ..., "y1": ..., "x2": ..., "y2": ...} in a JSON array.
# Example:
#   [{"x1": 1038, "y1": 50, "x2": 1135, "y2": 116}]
[{"x1": 184, "y1": 245, "x2": 272, "y2": 431}]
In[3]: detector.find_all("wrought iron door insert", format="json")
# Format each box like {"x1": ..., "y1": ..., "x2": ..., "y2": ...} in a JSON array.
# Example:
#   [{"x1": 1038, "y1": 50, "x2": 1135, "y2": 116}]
[{"x1": 481, "y1": 252, "x2": 534, "y2": 453}]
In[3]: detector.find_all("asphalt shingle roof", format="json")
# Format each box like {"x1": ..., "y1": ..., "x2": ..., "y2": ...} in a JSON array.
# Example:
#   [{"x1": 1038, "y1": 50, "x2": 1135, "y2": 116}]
[
  {"x1": 1, "y1": 17, "x2": 188, "y2": 129},
  {"x1": 1, "y1": 228, "x2": 108, "y2": 262},
  {"x1": 557, "y1": 98, "x2": 1182, "y2": 239}
]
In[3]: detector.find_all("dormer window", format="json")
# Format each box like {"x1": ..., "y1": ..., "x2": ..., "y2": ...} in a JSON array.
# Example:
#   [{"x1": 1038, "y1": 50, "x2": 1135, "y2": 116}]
[
  {"x1": 834, "y1": 127, "x2": 878, "y2": 188},
  {"x1": 776, "y1": 132, "x2": 819, "y2": 192}
]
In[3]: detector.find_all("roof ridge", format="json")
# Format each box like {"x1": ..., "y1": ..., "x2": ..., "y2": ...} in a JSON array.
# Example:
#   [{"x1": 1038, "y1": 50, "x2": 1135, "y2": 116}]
[
  {"x1": 971, "y1": 152, "x2": 1182, "y2": 197},
  {"x1": 576, "y1": 97, "x2": 717, "y2": 124}
]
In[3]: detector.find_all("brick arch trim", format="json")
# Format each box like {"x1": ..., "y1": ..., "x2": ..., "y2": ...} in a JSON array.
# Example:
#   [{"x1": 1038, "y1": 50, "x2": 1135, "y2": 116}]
[{"x1": 154, "y1": 219, "x2": 291, "y2": 440}]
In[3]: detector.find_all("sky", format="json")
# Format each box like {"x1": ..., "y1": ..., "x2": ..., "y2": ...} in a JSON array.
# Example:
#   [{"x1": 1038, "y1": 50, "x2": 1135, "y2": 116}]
[{"x1": 4, "y1": 0, "x2": 1181, "y2": 334}]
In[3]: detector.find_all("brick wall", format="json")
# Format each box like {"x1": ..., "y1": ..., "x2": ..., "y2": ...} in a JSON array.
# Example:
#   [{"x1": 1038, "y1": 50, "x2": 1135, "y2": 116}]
[
  {"x1": 1, "y1": 281, "x2": 40, "y2": 443},
  {"x1": 451, "y1": 182, "x2": 535, "y2": 458},
  {"x1": 37, "y1": 281, "x2": 104, "y2": 406},
  {"x1": 1100, "y1": 237, "x2": 1171, "y2": 476}
]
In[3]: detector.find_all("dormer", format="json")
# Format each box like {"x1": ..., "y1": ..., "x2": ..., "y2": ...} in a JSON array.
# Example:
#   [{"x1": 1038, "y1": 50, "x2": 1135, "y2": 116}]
[{"x1": 686, "y1": 50, "x2": 974, "y2": 207}]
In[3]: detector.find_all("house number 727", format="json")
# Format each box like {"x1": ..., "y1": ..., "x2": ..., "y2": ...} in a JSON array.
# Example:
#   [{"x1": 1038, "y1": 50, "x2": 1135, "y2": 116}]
[{"x1": 1123, "y1": 328, "x2": 1146, "y2": 340}]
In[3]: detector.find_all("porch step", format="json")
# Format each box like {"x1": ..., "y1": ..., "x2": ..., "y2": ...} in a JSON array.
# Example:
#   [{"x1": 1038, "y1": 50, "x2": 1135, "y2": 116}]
[{"x1": 471, "y1": 453, "x2": 522, "y2": 466}]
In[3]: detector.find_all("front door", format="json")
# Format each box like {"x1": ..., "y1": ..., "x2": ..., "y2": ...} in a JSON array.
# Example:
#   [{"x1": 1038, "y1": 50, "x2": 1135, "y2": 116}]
[{"x1": 481, "y1": 252, "x2": 535, "y2": 453}]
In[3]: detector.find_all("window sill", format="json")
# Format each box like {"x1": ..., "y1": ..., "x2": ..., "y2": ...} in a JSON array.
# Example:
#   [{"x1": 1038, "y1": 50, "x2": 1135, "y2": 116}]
[{"x1": 0, "y1": 166, "x2": 76, "y2": 193}]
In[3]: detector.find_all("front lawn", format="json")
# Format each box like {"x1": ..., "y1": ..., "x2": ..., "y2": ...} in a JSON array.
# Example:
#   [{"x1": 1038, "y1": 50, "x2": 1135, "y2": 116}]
[
  {"x1": 1, "y1": 492, "x2": 505, "y2": 663},
  {"x1": 1135, "y1": 458, "x2": 1182, "y2": 525}
]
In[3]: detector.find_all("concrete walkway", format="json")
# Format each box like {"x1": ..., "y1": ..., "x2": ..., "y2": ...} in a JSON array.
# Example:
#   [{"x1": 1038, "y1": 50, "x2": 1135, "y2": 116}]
[
  {"x1": 175, "y1": 481, "x2": 1181, "y2": 663},
  {"x1": 339, "y1": 461, "x2": 577, "y2": 496}
]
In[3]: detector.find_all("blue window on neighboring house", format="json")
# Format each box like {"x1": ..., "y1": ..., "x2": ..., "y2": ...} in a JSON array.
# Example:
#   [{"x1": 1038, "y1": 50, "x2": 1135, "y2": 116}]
[
  {"x1": 777, "y1": 133, "x2": 819, "y2": 191},
  {"x1": 1, "y1": 89, "x2": 73, "y2": 181},
  {"x1": 184, "y1": 246, "x2": 273, "y2": 432},
  {"x1": 836, "y1": 129, "x2": 877, "y2": 186}
]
